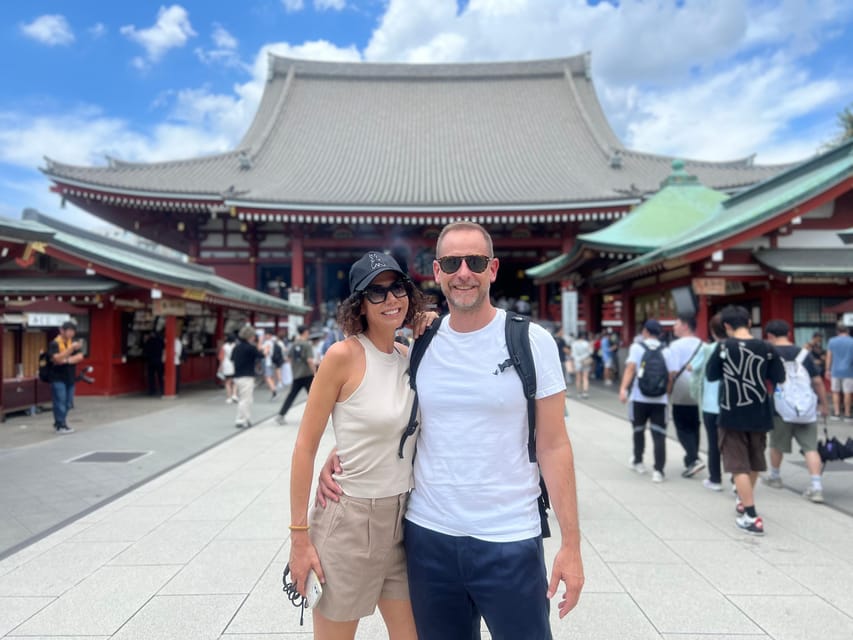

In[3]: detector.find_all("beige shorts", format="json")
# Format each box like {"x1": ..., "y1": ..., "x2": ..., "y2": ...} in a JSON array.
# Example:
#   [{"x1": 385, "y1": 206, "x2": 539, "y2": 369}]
[
  {"x1": 830, "y1": 377, "x2": 853, "y2": 394},
  {"x1": 309, "y1": 492, "x2": 409, "y2": 621},
  {"x1": 769, "y1": 416, "x2": 817, "y2": 454}
]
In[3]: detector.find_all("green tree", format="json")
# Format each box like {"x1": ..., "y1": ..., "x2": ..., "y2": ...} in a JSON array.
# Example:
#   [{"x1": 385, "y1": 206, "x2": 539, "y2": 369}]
[{"x1": 822, "y1": 102, "x2": 853, "y2": 151}]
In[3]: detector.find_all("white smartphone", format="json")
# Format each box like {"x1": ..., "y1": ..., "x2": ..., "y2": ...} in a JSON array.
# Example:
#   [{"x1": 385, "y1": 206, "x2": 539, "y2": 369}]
[{"x1": 304, "y1": 569, "x2": 323, "y2": 608}]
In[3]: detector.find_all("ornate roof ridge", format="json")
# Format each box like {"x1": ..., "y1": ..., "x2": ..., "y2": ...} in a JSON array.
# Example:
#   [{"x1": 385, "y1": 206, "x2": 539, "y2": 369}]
[
  {"x1": 42, "y1": 149, "x2": 247, "y2": 174},
  {"x1": 268, "y1": 52, "x2": 591, "y2": 80},
  {"x1": 618, "y1": 147, "x2": 791, "y2": 170}
]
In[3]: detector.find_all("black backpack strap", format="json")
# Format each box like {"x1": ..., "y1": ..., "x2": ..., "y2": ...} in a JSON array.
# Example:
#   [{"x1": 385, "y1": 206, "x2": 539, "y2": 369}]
[
  {"x1": 504, "y1": 313, "x2": 551, "y2": 538},
  {"x1": 506, "y1": 314, "x2": 537, "y2": 464},
  {"x1": 398, "y1": 317, "x2": 440, "y2": 458}
]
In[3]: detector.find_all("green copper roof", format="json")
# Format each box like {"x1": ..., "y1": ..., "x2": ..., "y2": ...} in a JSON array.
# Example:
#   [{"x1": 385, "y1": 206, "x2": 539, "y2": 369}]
[
  {"x1": 840, "y1": 227, "x2": 853, "y2": 244},
  {"x1": 753, "y1": 249, "x2": 853, "y2": 276},
  {"x1": 525, "y1": 160, "x2": 725, "y2": 281},
  {"x1": 596, "y1": 139, "x2": 853, "y2": 283},
  {"x1": 577, "y1": 160, "x2": 727, "y2": 253},
  {"x1": 3, "y1": 211, "x2": 311, "y2": 315}
]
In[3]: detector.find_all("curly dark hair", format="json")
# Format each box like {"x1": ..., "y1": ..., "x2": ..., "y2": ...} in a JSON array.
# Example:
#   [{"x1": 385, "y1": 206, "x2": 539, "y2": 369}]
[{"x1": 336, "y1": 278, "x2": 427, "y2": 336}]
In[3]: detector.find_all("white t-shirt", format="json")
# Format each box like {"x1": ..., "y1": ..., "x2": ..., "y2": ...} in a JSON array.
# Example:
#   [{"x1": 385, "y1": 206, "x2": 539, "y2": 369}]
[
  {"x1": 405, "y1": 310, "x2": 566, "y2": 542},
  {"x1": 626, "y1": 338, "x2": 675, "y2": 405},
  {"x1": 667, "y1": 335, "x2": 703, "y2": 405}
]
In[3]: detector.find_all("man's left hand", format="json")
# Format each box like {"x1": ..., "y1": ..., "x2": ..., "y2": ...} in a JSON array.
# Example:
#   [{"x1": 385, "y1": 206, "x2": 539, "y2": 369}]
[{"x1": 547, "y1": 545, "x2": 584, "y2": 618}]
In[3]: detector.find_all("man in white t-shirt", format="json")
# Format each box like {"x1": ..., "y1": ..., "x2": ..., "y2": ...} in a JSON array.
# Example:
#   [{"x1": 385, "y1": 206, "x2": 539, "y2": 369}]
[
  {"x1": 668, "y1": 313, "x2": 706, "y2": 478},
  {"x1": 402, "y1": 222, "x2": 583, "y2": 638},
  {"x1": 318, "y1": 222, "x2": 584, "y2": 638}
]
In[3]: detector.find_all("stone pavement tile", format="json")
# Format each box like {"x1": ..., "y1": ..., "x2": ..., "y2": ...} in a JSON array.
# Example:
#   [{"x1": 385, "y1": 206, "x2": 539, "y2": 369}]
[
  {"x1": 663, "y1": 635, "x2": 769, "y2": 640},
  {"x1": 0, "y1": 522, "x2": 91, "y2": 576},
  {"x1": 108, "y1": 520, "x2": 229, "y2": 566},
  {"x1": 667, "y1": 540, "x2": 810, "y2": 596},
  {"x1": 171, "y1": 487, "x2": 266, "y2": 522},
  {"x1": 611, "y1": 563, "x2": 762, "y2": 635},
  {"x1": 549, "y1": 593, "x2": 662, "y2": 639},
  {"x1": 130, "y1": 479, "x2": 215, "y2": 507},
  {"x1": 577, "y1": 490, "x2": 636, "y2": 520},
  {"x1": 775, "y1": 564, "x2": 853, "y2": 616},
  {"x1": 593, "y1": 477, "x2": 682, "y2": 507},
  {"x1": 622, "y1": 504, "x2": 730, "y2": 541},
  {"x1": 111, "y1": 594, "x2": 245, "y2": 640},
  {"x1": 0, "y1": 596, "x2": 53, "y2": 636},
  {"x1": 10, "y1": 564, "x2": 180, "y2": 636},
  {"x1": 220, "y1": 636, "x2": 308, "y2": 640},
  {"x1": 216, "y1": 499, "x2": 290, "y2": 541},
  {"x1": 728, "y1": 594, "x2": 853, "y2": 640},
  {"x1": 67, "y1": 505, "x2": 181, "y2": 543},
  {"x1": 0, "y1": 541, "x2": 129, "y2": 597},
  {"x1": 745, "y1": 521, "x2": 844, "y2": 567},
  {"x1": 160, "y1": 539, "x2": 282, "y2": 595},
  {"x1": 581, "y1": 519, "x2": 682, "y2": 564}
]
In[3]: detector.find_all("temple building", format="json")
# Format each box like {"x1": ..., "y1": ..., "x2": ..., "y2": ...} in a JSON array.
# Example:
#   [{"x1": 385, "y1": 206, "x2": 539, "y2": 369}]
[
  {"x1": 41, "y1": 54, "x2": 789, "y2": 321},
  {"x1": 528, "y1": 140, "x2": 853, "y2": 344}
]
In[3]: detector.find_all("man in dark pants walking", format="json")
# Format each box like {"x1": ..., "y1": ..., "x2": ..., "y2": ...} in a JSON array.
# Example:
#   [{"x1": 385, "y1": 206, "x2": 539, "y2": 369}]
[
  {"x1": 668, "y1": 313, "x2": 705, "y2": 478},
  {"x1": 143, "y1": 332, "x2": 164, "y2": 396},
  {"x1": 276, "y1": 325, "x2": 315, "y2": 424}
]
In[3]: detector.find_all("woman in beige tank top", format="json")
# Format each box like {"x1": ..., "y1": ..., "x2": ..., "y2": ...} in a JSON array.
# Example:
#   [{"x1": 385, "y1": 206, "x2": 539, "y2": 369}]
[{"x1": 289, "y1": 251, "x2": 428, "y2": 640}]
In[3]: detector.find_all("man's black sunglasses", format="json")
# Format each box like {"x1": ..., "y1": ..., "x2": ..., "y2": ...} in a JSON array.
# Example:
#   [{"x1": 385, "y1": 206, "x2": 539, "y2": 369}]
[
  {"x1": 362, "y1": 280, "x2": 408, "y2": 304},
  {"x1": 436, "y1": 255, "x2": 492, "y2": 274}
]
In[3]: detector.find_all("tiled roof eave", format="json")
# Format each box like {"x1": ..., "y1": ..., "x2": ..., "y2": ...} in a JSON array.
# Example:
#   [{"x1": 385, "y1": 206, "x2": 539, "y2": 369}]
[{"x1": 227, "y1": 198, "x2": 642, "y2": 214}]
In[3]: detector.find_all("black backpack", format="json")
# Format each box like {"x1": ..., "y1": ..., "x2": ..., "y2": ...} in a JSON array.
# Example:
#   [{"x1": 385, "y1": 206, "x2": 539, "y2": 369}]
[
  {"x1": 637, "y1": 343, "x2": 668, "y2": 397},
  {"x1": 271, "y1": 341, "x2": 285, "y2": 367},
  {"x1": 38, "y1": 350, "x2": 52, "y2": 383},
  {"x1": 399, "y1": 313, "x2": 552, "y2": 538}
]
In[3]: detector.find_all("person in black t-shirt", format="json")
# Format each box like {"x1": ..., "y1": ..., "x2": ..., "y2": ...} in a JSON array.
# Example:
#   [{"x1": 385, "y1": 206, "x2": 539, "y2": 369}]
[
  {"x1": 763, "y1": 320, "x2": 829, "y2": 502},
  {"x1": 706, "y1": 306, "x2": 785, "y2": 536},
  {"x1": 48, "y1": 321, "x2": 85, "y2": 434}
]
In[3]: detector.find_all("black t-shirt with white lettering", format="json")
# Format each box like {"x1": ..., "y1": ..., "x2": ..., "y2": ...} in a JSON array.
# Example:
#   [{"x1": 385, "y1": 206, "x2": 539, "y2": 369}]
[{"x1": 706, "y1": 338, "x2": 785, "y2": 432}]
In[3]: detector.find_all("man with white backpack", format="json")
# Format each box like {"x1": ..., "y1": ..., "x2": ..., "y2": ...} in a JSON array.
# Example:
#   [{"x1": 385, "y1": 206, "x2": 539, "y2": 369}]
[{"x1": 764, "y1": 320, "x2": 830, "y2": 502}]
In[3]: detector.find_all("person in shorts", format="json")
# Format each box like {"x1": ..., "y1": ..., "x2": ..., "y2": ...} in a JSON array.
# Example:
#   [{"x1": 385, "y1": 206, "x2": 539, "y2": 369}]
[
  {"x1": 288, "y1": 251, "x2": 427, "y2": 638},
  {"x1": 706, "y1": 306, "x2": 785, "y2": 536},
  {"x1": 826, "y1": 323, "x2": 853, "y2": 422},
  {"x1": 763, "y1": 320, "x2": 829, "y2": 502}
]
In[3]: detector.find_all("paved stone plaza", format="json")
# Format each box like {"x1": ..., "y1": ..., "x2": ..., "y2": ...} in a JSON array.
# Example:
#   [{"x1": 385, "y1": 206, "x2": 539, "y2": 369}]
[{"x1": 1, "y1": 390, "x2": 853, "y2": 639}]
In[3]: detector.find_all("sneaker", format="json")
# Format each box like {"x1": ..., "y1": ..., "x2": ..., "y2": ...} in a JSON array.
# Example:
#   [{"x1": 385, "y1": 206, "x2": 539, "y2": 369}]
[
  {"x1": 736, "y1": 513, "x2": 765, "y2": 536},
  {"x1": 829, "y1": 414, "x2": 841, "y2": 421},
  {"x1": 652, "y1": 470, "x2": 664, "y2": 483},
  {"x1": 735, "y1": 497, "x2": 745, "y2": 515},
  {"x1": 703, "y1": 478, "x2": 723, "y2": 492},
  {"x1": 845, "y1": 416, "x2": 853, "y2": 424},
  {"x1": 271, "y1": 391, "x2": 279, "y2": 400},
  {"x1": 682, "y1": 459, "x2": 706, "y2": 478},
  {"x1": 803, "y1": 487, "x2": 824, "y2": 503},
  {"x1": 235, "y1": 422, "x2": 246, "y2": 429},
  {"x1": 581, "y1": 392, "x2": 589, "y2": 399},
  {"x1": 763, "y1": 475, "x2": 783, "y2": 489},
  {"x1": 55, "y1": 425, "x2": 75, "y2": 435},
  {"x1": 231, "y1": 395, "x2": 239, "y2": 403},
  {"x1": 632, "y1": 462, "x2": 647, "y2": 474},
  {"x1": 276, "y1": 415, "x2": 286, "y2": 426},
  {"x1": 226, "y1": 397, "x2": 234, "y2": 404}
]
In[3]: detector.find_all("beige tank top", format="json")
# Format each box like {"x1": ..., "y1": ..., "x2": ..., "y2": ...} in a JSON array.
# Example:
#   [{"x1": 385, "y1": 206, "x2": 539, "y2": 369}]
[{"x1": 331, "y1": 334, "x2": 416, "y2": 498}]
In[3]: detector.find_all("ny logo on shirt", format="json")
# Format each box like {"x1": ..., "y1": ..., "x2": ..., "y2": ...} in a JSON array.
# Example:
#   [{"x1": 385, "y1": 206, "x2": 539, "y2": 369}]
[{"x1": 720, "y1": 343, "x2": 768, "y2": 409}]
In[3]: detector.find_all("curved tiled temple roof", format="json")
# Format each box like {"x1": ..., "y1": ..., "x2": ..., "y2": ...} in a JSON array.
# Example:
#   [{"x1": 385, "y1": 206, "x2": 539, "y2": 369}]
[{"x1": 43, "y1": 54, "x2": 789, "y2": 211}]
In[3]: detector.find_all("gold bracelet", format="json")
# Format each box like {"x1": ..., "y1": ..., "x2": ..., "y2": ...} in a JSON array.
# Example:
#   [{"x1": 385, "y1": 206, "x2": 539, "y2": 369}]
[{"x1": 288, "y1": 525, "x2": 309, "y2": 531}]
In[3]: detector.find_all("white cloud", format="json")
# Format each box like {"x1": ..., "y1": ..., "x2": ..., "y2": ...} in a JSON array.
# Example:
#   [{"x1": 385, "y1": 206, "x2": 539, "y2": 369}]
[
  {"x1": 196, "y1": 23, "x2": 244, "y2": 68},
  {"x1": 212, "y1": 24, "x2": 238, "y2": 50},
  {"x1": 120, "y1": 5, "x2": 197, "y2": 67},
  {"x1": 282, "y1": 0, "x2": 305, "y2": 12},
  {"x1": 315, "y1": 0, "x2": 346, "y2": 10},
  {"x1": 88, "y1": 22, "x2": 107, "y2": 38},
  {"x1": 20, "y1": 14, "x2": 75, "y2": 46}
]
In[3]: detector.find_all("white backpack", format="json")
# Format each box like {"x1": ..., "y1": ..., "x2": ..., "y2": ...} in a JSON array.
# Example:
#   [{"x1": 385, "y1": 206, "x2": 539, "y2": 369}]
[{"x1": 774, "y1": 349, "x2": 818, "y2": 424}]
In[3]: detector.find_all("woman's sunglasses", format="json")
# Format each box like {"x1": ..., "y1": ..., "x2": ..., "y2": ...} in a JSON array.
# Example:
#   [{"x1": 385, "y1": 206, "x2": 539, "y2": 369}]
[
  {"x1": 436, "y1": 255, "x2": 492, "y2": 274},
  {"x1": 362, "y1": 280, "x2": 408, "y2": 304}
]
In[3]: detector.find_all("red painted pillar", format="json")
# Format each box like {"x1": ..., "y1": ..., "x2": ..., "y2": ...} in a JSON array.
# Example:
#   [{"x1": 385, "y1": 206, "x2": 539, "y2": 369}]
[
  {"x1": 538, "y1": 282, "x2": 548, "y2": 320},
  {"x1": 0, "y1": 322, "x2": 5, "y2": 419},
  {"x1": 315, "y1": 256, "x2": 324, "y2": 320},
  {"x1": 164, "y1": 315, "x2": 177, "y2": 397},
  {"x1": 292, "y1": 234, "x2": 305, "y2": 289},
  {"x1": 696, "y1": 294, "x2": 709, "y2": 341}
]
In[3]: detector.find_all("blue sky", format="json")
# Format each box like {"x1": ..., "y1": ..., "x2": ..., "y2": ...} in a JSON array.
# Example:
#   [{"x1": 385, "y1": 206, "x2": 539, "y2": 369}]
[{"x1": 2, "y1": 0, "x2": 852, "y2": 227}]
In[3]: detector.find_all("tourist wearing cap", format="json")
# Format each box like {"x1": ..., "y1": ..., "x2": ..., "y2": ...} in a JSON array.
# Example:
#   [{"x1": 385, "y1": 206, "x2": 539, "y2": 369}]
[
  {"x1": 288, "y1": 251, "x2": 426, "y2": 638},
  {"x1": 48, "y1": 320, "x2": 85, "y2": 434}
]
